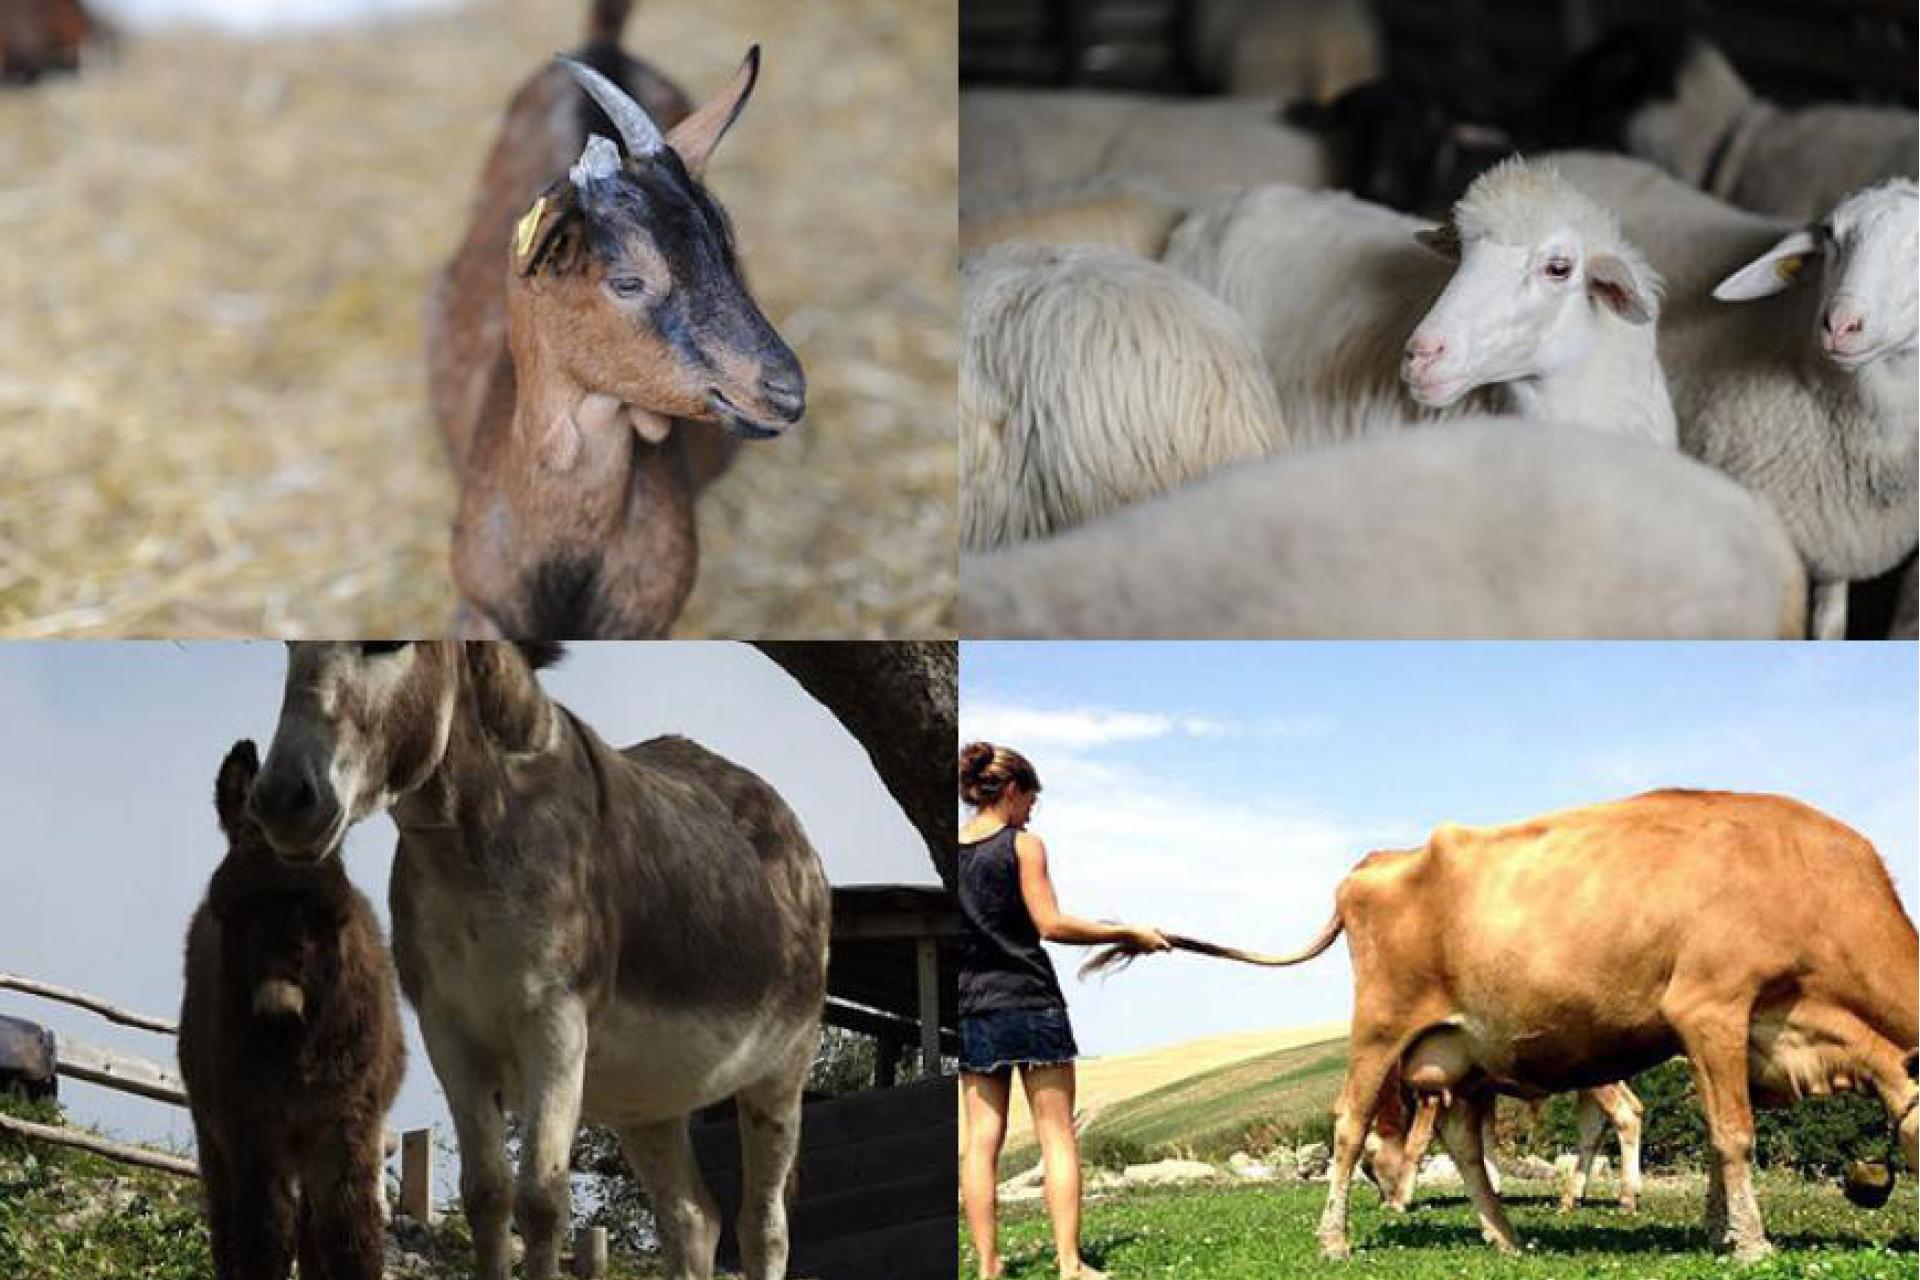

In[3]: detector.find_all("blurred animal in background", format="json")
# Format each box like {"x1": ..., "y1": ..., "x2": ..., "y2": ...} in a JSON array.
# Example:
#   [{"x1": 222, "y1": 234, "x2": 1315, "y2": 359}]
[
  {"x1": 0, "y1": 0, "x2": 97, "y2": 84},
  {"x1": 1536, "y1": 24, "x2": 1918, "y2": 221},
  {"x1": 1285, "y1": 79, "x2": 1511, "y2": 217},
  {"x1": 1184, "y1": 0, "x2": 1381, "y2": 103},
  {"x1": 179, "y1": 740, "x2": 405, "y2": 1280},
  {"x1": 426, "y1": 0, "x2": 801, "y2": 638}
]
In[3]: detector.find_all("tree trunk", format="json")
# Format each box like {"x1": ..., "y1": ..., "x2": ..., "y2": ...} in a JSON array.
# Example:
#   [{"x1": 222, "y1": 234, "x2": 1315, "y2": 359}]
[{"x1": 752, "y1": 643, "x2": 957, "y2": 888}]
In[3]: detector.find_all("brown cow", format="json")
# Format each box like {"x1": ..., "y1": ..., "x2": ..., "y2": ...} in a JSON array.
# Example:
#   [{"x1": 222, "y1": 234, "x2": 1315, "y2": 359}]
[{"x1": 1087, "y1": 789, "x2": 1919, "y2": 1261}]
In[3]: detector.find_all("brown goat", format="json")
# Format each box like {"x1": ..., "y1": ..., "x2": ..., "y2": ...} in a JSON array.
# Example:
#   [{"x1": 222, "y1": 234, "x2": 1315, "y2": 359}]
[
  {"x1": 426, "y1": 2, "x2": 802, "y2": 638},
  {"x1": 179, "y1": 740, "x2": 405, "y2": 1280},
  {"x1": 0, "y1": 0, "x2": 93, "y2": 83}
]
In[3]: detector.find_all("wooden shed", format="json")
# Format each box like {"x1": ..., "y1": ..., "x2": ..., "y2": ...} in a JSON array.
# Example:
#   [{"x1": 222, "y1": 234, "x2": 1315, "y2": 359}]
[{"x1": 692, "y1": 884, "x2": 958, "y2": 1280}]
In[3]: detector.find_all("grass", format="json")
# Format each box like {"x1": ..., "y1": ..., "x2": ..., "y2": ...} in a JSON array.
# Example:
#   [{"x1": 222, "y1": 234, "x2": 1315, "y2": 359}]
[
  {"x1": 1004, "y1": 1036, "x2": 1346, "y2": 1172},
  {"x1": 964, "y1": 1175, "x2": 1920, "y2": 1280}
]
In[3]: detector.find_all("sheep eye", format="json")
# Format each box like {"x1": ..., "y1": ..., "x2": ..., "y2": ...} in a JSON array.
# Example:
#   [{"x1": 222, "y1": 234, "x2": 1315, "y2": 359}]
[
  {"x1": 1543, "y1": 259, "x2": 1574, "y2": 281},
  {"x1": 606, "y1": 277, "x2": 650, "y2": 300},
  {"x1": 359, "y1": 641, "x2": 409, "y2": 657}
]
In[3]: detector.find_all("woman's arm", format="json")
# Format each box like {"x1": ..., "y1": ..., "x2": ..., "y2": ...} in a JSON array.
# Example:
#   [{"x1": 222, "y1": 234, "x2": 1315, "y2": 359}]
[{"x1": 1015, "y1": 832, "x2": 1170, "y2": 951}]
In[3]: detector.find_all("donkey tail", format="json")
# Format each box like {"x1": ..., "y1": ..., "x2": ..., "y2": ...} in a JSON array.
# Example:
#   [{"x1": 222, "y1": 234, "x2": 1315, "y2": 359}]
[
  {"x1": 1078, "y1": 909, "x2": 1345, "y2": 980},
  {"x1": 587, "y1": 0, "x2": 633, "y2": 45}
]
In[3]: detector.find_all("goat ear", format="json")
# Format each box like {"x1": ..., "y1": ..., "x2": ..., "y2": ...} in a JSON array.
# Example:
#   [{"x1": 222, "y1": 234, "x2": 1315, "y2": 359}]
[
  {"x1": 465, "y1": 644, "x2": 550, "y2": 752},
  {"x1": 1588, "y1": 253, "x2": 1655, "y2": 325},
  {"x1": 1414, "y1": 224, "x2": 1460, "y2": 260},
  {"x1": 513, "y1": 184, "x2": 584, "y2": 278},
  {"x1": 666, "y1": 45, "x2": 760, "y2": 179},
  {"x1": 1713, "y1": 229, "x2": 1818, "y2": 302},
  {"x1": 215, "y1": 739, "x2": 260, "y2": 835}
]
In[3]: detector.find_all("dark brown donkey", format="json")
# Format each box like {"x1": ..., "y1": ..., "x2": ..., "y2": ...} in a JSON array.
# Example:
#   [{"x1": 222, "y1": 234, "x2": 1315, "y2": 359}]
[
  {"x1": 427, "y1": 0, "x2": 803, "y2": 638},
  {"x1": 179, "y1": 740, "x2": 405, "y2": 1280}
]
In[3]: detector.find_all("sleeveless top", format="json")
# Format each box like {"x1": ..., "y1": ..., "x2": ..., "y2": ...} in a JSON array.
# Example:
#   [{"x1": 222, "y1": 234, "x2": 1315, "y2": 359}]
[{"x1": 957, "y1": 826, "x2": 1067, "y2": 1016}]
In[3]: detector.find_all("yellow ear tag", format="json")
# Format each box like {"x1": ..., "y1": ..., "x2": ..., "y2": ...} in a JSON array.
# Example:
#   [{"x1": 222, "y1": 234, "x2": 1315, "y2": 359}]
[
  {"x1": 513, "y1": 196, "x2": 549, "y2": 263},
  {"x1": 1776, "y1": 255, "x2": 1804, "y2": 282}
]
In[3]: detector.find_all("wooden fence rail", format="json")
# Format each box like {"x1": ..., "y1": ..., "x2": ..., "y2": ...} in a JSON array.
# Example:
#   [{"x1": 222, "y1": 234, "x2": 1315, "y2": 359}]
[{"x1": 0, "y1": 973, "x2": 178, "y2": 1035}]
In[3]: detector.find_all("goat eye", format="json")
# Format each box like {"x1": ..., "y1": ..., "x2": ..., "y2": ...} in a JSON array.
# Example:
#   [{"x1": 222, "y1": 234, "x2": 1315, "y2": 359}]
[
  {"x1": 359, "y1": 641, "x2": 409, "y2": 657},
  {"x1": 606, "y1": 277, "x2": 650, "y2": 299},
  {"x1": 1543, "y1": 259, "x2": 1574, "y2": 281}
]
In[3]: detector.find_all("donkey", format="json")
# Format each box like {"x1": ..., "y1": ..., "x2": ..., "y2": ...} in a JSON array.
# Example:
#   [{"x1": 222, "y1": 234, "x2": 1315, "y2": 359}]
[
  {"x1": 179, "y1": 740, "x2": 405, "y2": 1280},
  {"x1": 426, "y1": 0, "x2": 804, "y2": 638},
  {"x1": 250, "y1": 642, "x2": 831, "y2": 1280}
]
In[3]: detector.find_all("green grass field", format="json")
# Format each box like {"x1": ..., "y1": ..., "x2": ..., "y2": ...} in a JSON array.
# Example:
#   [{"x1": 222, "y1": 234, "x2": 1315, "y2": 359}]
[{"x1": 964, "y1": 1175, "x2": 1919, "y2": 1279}]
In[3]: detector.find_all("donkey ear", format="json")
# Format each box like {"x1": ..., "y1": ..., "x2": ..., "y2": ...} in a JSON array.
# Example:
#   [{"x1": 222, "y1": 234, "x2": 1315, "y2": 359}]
[
  {"x1": 1414, "y1": 224, "x2": 1460, "y2": 260},
  {"x1": 215, "y1": 739, "x2": 260, "y2": 834},
  {"x1": 1589, "y1": 253, "x2": 1656, "y2": 325},
  {"x1": 666, "y1": 45, "x2": 760, "y2": 179},
  {"x1": 513, "y1": 183, "x2": 585, "y2": 277},
  {"x1": 1713, "y1": 229, "x2": 1818, "y2": 302},
  {"x1": 465, "y1": 644, "x2": 552, "y2": 753}
]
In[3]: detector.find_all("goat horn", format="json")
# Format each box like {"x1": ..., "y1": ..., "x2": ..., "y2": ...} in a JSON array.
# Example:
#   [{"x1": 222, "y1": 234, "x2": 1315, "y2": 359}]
[{"x1": 558, "y1": 56, "x2": 666, "y2": 159}]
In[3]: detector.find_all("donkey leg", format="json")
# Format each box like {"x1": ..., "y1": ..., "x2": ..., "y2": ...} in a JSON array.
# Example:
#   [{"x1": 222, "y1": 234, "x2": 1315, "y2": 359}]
[
  {"x1": 618, "y1": 1116, "x2": 721, "y2": 1280},
  {"x1": 195, "y1": 1126, "x2": 237, "y2": 1280},
  {"x1": 423, "y1": 1020, "x2": 514, "y2": 1280},
  {"x1": 228, "y1": 1141, "x2": 298, "y2": 1280},
  {"x1": 307, "y1": 1125, "x2": 390, "y2": 1280},
  {"x1": 734, "y1": 1050, "x2": 811, "y2": 1280},
  {"x1": 511, "y1": 1001, "x2": 589, "y2": 1280}
]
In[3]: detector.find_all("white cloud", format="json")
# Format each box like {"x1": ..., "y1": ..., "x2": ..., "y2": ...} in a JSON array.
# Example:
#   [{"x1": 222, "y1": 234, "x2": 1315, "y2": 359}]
[{"x1": 962, "y1": 701, "x2": 1331, "y2": 755}]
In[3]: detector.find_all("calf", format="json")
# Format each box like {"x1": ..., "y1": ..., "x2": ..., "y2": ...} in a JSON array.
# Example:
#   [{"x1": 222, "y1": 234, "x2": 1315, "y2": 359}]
[{"x1": 179, "y1": 740, "x2": 405, "y2": 1280}]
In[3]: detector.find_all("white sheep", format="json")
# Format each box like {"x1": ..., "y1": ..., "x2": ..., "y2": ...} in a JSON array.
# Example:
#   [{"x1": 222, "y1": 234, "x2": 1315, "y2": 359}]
[
  {"x1": 1546, "y1": 31, "x2": 1917, "y2": 224},
  {"x1": 1544, "y1": 152, "x2": 1918, "y2": 639},
  {"x1": 959, "y1": 176, "x2": 1188, "y2": 260},
  {"x1": 960, "y1": 420, "x2": 1806, "y2": 638},
  {"x1": 1165, "y1": 158, "x2": 1677, "y2": 449},
  {"x1": 961, "y1": 90, "x2": 1333, "y2": 217},
  {"x1": 1184, "y1": 0, "x2": 1383, "y2": 103},
  {"x1": 961, "y1": 244, "x2": 1284, "y2": 550}
]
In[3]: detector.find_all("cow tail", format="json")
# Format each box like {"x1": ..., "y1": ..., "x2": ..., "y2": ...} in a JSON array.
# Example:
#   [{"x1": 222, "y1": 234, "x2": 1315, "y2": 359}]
[{"x1": 1077, "y1": 908, "x2": 1345, "y2": 980}]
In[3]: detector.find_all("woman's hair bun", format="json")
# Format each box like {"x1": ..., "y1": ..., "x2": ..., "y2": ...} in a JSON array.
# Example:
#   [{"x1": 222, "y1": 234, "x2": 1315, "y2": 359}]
[{"x1": 958, "y1": 741, "x2": 995, "y2": 782}]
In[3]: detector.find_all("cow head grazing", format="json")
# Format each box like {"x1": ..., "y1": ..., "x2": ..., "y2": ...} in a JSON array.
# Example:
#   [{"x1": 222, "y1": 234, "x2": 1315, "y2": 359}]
[
  {"x1": 1714, "y1": 180, "x2": 1919, "y2": 372},
  {"x1": 508, "y1": 49, "x2": 804, "y2": 450},
  {"x1": 1404, "y1": 159, "x2": 1661, "y2": 409}
]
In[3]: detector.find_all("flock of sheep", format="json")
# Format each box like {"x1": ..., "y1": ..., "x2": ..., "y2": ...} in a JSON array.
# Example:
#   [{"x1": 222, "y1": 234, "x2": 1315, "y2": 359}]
[{"x1": 958, "y1": 16, "x2": 1918, "y2": 639}]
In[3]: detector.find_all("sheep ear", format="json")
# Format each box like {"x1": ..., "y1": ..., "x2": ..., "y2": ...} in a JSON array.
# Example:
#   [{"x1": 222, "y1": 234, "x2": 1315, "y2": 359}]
[
  {"x1": 1415, "y1": 225, "x2": 1460, "y2": 260},
  {"x1": 215, "y1": 740, "x2": 260, "y2": 835},
  {"x1": 513, "y1": 184, "x2": 583, "y2": 277},
  {"x1": 1589, "y1": 253, "x2": 1655, "y2": 325},
  {"x1": 667, "y1": 46, "x2": 760, "y2": 179},
  {"x1": 1713, "y1": 229, "x2": 1818, "y2": 302}
]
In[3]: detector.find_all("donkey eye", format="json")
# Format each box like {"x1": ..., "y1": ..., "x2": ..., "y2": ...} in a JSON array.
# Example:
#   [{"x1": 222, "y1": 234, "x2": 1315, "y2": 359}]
[
  {"x1": 1543, "y1": 259, "x2": 1574, "y2": 281},
  {"x1": 606, "y1": 277, "x2": 650, "y2": 299},
  {"x1": 359, "y1": 641, "x2": 409, "y2": 657}
]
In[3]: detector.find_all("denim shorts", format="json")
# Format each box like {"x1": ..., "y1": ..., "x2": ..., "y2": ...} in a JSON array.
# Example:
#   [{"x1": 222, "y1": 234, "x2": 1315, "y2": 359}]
[{"x1": 959, "y1": 1005, "x2": 1079, "y2": 1075}]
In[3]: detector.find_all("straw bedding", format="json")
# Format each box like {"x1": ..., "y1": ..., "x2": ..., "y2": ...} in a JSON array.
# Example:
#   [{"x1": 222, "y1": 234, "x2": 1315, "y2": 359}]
[{"x1": 0, "y1": 0, "x2": 955, "y2": 636}]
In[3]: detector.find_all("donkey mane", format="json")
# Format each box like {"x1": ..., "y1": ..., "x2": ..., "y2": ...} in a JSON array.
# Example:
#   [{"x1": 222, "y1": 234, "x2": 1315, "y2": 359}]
[{"x1": 516, "y1": 640, "x2": 567, "y2": 671}]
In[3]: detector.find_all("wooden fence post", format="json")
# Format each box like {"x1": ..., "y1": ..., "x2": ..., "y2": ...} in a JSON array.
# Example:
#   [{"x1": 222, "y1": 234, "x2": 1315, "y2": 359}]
[
  {"x1": 571, "y1": 1226, "x2": 608, "y2": 1278},
  {"x1": 399, "y1": 1128, "x2": 436, "y2": 1224}
]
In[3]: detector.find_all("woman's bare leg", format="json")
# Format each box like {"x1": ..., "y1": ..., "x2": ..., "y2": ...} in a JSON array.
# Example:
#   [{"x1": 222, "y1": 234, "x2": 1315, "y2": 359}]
[
  {"x1": 961, "y1": 1071, "x2": 1013, "y2": 1280},
  {"x1": 1024, "y1": 1062, "x2": 1103, "y2": 1279}
]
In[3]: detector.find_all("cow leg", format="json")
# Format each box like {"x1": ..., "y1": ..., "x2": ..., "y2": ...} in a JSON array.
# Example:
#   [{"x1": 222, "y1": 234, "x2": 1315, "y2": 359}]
[
  {"x1": 512, "y1": 1000, "x2": 590, "y2": 1280},
  {"x1": 734, "y1": 1047, "x2": 811, "y2": 1280},
  {"x1": 1679, "y1": 1021, "x2": 1771, "y2": 1260},
  {"x1": 1441, "y1": 1095, "x2": 1519, "y2": 1253},
  {"x1": 1607, "y1": 1086, "x2": 1645, "y2": 1213},
  {"x1": 619, "y1": 1117, "x2": 721, "y2": 1280},
  {"x1": 1318, "y1": 1034, "x2": 1401, "y2": 1259},
  {"x1": 1479, "y1": 1103, "x2": 1501, "y2": 1195},
  {"x1": 1390, "y1": 1095, "x2": 1442, "y2": 1211},
  {"x1": 424, "y1": 1019, "x2": 514, "y2": 1280},
  {"x1": 1561, "y1": 1090, "x2": 1608, "y2": 1212}
]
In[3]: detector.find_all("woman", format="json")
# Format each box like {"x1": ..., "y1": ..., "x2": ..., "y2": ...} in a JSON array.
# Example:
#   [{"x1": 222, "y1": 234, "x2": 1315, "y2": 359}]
[{"x1": 957, "y1": 741, "x2": 1171, "y2": 1280}]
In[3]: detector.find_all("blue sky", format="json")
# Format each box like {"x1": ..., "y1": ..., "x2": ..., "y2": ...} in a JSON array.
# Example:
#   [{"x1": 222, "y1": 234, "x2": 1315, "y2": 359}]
[
  {"x1": 961, "y1": 641, "x2": 1919, "y2": 1059},
  {"x1": 0, "y1": 642, "x2": 931, "y2": 1168}
]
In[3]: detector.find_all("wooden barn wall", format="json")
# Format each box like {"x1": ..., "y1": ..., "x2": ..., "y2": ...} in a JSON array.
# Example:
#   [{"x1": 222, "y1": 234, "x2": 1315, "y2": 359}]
[{"x1": 960, "y1": 0, "x2": 1918, "y2": 118}]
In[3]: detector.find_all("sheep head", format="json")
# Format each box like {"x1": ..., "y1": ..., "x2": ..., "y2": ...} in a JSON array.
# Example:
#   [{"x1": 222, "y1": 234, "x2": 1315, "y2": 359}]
[
  {"x1": 1403, "y1": 158, "x2": 1660, "y2": 409},
  {"x1": 1715, "y1": 179, "x2": 1918, "y2": 373},
  {"x1": 506, "y1": 48, "x2": 804, "y2": 444}
]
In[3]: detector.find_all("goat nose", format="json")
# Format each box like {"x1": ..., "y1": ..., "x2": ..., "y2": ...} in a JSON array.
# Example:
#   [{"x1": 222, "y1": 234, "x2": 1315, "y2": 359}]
[
  {"x1": 1405, "y1": 333, "x2": 1446, "y2": 369},
  {"x1": 1823, "y1": 306, "x2": 1866, "y2": 341},
  {"x1": 759, "y1": 367, "x2": 806, "y2": 421}
]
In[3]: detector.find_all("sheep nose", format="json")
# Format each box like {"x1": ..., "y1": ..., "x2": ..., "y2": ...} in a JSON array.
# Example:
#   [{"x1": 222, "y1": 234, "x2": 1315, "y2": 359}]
[{"x1": 1404, "y1": 333, "x2": 1447, "y2": 372}]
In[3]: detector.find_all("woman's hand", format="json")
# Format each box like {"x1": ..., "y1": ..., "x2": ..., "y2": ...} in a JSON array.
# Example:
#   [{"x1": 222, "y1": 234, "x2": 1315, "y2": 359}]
[{"x1": 1125, "y1": 925, "x2": 1173, "y2": 953}]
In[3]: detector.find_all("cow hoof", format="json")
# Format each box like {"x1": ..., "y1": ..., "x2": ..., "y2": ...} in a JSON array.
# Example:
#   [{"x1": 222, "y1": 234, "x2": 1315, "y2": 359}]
[
  {"x1": 1619, "y1": 1197, "x2": 1639, "y2": 1215},
  {"x1": 1732, "y1": 1239, "x2": 1775, "y2": 1264},
  {"x1": 1557, "y1": 1199, "x2": 1575, "y2": 1215},
  {"x1": 1318, "y1": 1236, "x2": 1352, "y2": 1261}
]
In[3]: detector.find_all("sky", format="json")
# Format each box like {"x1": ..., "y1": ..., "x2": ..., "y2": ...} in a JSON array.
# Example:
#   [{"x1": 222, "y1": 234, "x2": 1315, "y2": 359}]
[
  {"x1": 0, "y1": 641, "x2": 931, "y2": 1170},
  {"x1": 961, "y1": 641, "x2": 1919, "y2": 1060},
  {"x1": 91, "y1": 0, "x2": 467, "y2": 34}
]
